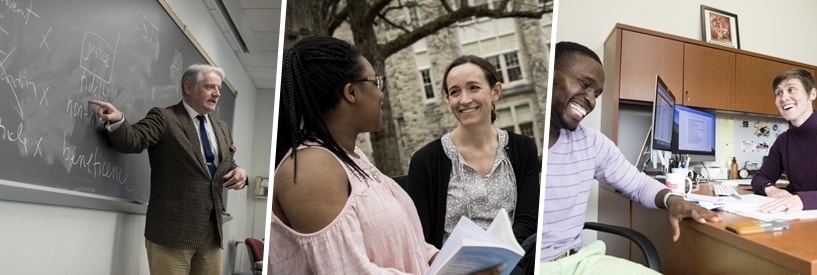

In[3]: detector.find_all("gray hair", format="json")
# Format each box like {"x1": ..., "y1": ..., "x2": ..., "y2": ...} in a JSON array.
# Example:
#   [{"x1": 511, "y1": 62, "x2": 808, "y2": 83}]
[{"x1": 181, "y1": 64, "x2": 226, "y2": 91}]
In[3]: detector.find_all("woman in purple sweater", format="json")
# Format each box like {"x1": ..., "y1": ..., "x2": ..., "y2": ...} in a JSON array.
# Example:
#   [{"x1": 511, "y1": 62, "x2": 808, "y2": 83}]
[{"x1": 753, "y1": 69, "x2": 817, "y2": 213}]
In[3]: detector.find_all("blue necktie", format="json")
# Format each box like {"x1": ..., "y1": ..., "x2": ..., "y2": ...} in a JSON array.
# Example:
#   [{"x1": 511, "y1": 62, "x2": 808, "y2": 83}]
[{"x1": 196, "y1": 115, "x2": 216, "y2": 177}]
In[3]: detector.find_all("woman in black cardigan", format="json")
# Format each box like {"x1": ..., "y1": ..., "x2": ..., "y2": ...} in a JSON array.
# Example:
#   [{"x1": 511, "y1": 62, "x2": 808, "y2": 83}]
[{"x1": 407, "y1": 55, "x2": 541, "y2": 274}]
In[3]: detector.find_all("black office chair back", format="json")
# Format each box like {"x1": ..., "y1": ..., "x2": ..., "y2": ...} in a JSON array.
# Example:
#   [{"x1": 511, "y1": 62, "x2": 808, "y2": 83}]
[{"x1": 583, "y1": 222, "x2": 661, "y2": 272}]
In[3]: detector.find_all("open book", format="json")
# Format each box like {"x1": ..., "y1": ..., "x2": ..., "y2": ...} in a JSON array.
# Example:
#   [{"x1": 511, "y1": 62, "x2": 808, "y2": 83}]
[{"x1": 426, "y1": 209, "x2": 524, "y2": 275}]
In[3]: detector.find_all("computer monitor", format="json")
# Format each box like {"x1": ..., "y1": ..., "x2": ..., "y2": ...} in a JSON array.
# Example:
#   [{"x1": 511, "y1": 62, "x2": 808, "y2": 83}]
[
  {"x1": 651, "y1": 75, "x2": 675, "y2": 152},
  {"x1": 635, "y1": 75, "x2": 676, "y2": 172},
  {"x1": 673, "y1": 105, "x2": 716, "y2": 155}
]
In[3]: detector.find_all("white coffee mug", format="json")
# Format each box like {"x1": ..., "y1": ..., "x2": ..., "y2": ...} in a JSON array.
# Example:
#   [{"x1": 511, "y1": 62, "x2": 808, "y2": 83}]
[
  {"x1": 665, "y1": 172, "x2": 697, "y2": 195},
  {"x1": 671, "y1": 168, "x2": 690, "y2": 177}
]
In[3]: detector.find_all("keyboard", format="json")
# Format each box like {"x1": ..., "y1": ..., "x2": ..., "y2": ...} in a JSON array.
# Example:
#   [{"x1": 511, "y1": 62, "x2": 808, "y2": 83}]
[
  {"x1": 712, "y1": 184, "x2": 741, "y2": 199},
  {"x1": 716, "y1": 179, "x2": 752, "y2": 186}
]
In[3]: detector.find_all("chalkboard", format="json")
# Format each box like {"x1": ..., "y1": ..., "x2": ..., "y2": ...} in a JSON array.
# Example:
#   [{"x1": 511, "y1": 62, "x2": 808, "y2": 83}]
[{"x1": 0, "y1": 0, "x2": 235, "y2": 213}]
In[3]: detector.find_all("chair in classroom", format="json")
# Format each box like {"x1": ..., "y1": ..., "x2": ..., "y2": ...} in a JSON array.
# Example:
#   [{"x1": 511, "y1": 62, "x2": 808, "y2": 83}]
[{"x1": 244, "y1": 237, "x2": 264, "y2": 275}]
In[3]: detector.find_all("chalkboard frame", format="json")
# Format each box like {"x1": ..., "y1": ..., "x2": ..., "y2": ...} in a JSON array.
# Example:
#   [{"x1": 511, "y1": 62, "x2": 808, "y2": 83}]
[{"x1": 0, "y1": 0, "x2": 238, "y2": 214}]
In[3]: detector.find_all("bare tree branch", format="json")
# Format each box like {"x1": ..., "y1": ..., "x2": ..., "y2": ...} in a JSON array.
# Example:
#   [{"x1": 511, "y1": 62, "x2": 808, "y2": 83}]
[
  {"x1": 377, "y1": 13, "x2": 413, "y2": 33},
  {"x1": 367, "y1": 0, "x2": 393, "y2": 21},
  {"x1": 326, "y1": 5, "x2": 348, "y2": 35},
  {"x1": 378, "y1": 4, "x2": 550, "y2": 57},
  {"x1": 439, "y1": 0, "x2": 454, "y2": 13}
]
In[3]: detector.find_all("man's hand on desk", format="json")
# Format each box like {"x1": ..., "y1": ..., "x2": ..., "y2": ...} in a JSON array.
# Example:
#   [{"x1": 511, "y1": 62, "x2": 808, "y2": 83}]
[
  {"x1": 758, "y1": 189, "x2": 803, "y2": 214},
  {"x1": 666, "y1": 195, "x2": 722, "y2": 242}
]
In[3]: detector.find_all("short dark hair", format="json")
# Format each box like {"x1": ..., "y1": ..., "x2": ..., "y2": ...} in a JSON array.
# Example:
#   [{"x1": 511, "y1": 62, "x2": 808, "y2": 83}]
[
  {"x1": 554, "y1": 41, "x2": 602, "y2": 71},
  {"x1": 441, "y1": 55, "x2": 501, "y2": 122},
  {"x1": 772, "y1": 68, "x2": 816, "y2": 93}
]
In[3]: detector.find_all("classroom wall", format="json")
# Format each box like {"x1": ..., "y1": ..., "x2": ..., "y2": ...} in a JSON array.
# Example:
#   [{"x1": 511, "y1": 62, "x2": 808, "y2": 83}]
[
  {"x1": 552, "y1": 0, "x2": 817, "y2": 242},
  {"x1": 250, "y1": 88, "x2": 276, "y2": 239},
  {"x1": 0, "y1": 0, "x2": 267, "y2": 274}
]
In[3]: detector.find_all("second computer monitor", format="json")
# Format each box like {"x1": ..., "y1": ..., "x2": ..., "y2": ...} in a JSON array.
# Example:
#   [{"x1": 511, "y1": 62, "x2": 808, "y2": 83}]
[
  {"x1": 673, "y1": 105, "x2": 716, "y2": 155},
  {"x1": 651, "y1": 75, "x2": 675, "y2": 152}
]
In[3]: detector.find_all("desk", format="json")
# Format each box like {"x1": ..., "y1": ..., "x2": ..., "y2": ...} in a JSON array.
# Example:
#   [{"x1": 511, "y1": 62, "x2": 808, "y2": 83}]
[{"x1": 600, "y1": 183, "x2": 817, "y2": 274}]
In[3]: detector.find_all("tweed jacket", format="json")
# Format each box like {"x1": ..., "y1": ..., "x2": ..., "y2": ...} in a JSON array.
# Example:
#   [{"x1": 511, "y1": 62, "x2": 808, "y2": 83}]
[{"x1": 107, "y1": 102, "x2": 237, "y2": 249}]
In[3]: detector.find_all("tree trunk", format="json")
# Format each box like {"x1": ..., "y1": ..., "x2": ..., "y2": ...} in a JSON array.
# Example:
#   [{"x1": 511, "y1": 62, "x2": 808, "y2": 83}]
[
  {"x1": 283, "y1": 0, "x2": 328, "y2": 49},
  {"x1": 347, "y1": 0, "x2": 404, "y2": 176}
]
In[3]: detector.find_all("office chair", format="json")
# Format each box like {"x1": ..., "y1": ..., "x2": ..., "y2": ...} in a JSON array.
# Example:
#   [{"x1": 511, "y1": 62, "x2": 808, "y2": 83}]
[
  {"x1": 583, "y1": 221, "x2": 661, "y2": 272},
  {"x1": 244, "y1": 237, "x2": 264, "y2": 275}
]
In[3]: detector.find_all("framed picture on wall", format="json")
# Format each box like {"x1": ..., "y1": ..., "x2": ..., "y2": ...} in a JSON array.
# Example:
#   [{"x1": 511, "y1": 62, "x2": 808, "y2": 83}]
[{"x1": 700, "y1": 5, "x2": 740, "y2": 49}]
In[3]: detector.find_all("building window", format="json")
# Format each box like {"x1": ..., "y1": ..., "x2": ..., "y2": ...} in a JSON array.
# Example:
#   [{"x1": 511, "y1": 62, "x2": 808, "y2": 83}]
[
  {"x1": 496, "y1": 103, "x2": 535, "y2": 140},
  {"x1": 485, "y1": 51, "x2": 523, "y2": 83},
  {"x1": 408, "y1": 6, "x2": 420, "y2": 28},
  {"x1": 421, "y1": 69, "x2": 434, "y2": 99},
  {"x1": 504, "y1": 52, "x2": 522, "y2": 82}
]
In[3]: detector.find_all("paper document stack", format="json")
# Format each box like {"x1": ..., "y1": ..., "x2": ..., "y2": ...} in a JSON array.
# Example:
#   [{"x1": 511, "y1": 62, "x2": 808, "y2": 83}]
[{"x1": 687, "y1": 193, "x2": 817, "y2": 221}]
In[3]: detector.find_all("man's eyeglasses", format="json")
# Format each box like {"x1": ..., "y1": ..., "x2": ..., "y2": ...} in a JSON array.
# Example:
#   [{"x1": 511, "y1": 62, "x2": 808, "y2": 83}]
[{"x1": 352, "y1": 75, "x2": 387, "y2": 91}]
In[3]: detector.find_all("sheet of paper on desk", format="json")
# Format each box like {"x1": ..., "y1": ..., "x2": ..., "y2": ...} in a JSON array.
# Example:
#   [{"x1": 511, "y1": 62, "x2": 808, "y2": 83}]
[
  {"x1": 722, "y1": 194, "x2": 817, "y2": 221},
  {"x1": 685, "y1": 194, "x2": 724, "y2": 210}
]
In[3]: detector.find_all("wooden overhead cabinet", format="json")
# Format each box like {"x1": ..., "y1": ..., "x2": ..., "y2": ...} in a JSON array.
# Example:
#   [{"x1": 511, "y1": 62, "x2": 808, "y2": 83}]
[
  {"x1": 735, "y1": 54, "x2": 817, "y2": 115},
  {"x1": 618, "y1": 30, "x2": 684, "y2": 103},
  {"x1": 735, "y1": 55, "x2": 790, "y2": 115},
  {"x1": 682, "y1": 43, "x2": 735, "y2": 110}
]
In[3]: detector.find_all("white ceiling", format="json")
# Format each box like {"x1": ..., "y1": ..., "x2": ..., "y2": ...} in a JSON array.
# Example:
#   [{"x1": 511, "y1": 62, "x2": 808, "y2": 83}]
[{"x1": 204, "y1": 0, "x2": 282, "y2": 91}]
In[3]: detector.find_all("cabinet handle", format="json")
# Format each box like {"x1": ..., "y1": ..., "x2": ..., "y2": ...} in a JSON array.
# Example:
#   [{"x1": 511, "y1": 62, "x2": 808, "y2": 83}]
[{"x1": 685, "y1": 90, "x2": 690, "y2": 102}]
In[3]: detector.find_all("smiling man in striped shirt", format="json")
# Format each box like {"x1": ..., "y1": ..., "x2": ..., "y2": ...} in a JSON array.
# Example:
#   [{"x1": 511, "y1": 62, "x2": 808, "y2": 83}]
[{"x1": 539, "y1": 42, "x2": 721, "y2": 274}]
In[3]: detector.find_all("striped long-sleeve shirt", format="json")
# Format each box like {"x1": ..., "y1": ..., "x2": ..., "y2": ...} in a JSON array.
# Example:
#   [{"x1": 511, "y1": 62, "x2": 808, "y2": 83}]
[{"x1": 541, "y1": 125, "x2": 666, "y2": 261}]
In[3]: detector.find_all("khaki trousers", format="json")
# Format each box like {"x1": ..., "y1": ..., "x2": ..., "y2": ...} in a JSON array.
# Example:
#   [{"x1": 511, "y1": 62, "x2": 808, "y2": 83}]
[{"x1": 145, "y1": 221, "x2": 222, "y2": 275}]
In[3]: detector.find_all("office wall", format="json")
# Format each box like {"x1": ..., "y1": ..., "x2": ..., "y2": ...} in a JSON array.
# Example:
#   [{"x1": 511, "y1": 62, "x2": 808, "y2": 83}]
[
  {"x1": 0, "y1": 0, "x2": 265, "y2": 274},
  {"x1": 552, "y1": 0, "x2": 817, "y2": 242}
]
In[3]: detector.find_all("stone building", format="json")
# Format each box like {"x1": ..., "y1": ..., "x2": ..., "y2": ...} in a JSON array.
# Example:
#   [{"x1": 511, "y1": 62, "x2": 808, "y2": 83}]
[{"x1": 337, "y1": 1, "x2": 553, "y2": 175}]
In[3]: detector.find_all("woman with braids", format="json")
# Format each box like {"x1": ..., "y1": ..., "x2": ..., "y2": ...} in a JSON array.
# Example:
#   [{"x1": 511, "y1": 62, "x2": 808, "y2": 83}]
[
  {"x1": 408, "y1": 55, "x2": 541, "y2": 274},
  {"x1": 269, "y1": 37, "x2": 504, "y2": 274}
]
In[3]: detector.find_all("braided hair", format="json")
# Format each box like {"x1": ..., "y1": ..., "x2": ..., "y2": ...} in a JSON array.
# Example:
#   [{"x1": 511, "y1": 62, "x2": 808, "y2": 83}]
[
  {"x1": 441, "y1": 55, "x2": 502, "y2": 122},
  {"x1": 276, "y1": 36, "x2": 369, "y2": 180}
]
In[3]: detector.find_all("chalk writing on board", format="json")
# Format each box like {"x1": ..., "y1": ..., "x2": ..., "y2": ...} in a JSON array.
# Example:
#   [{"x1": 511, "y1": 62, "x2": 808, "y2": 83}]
[
  {"x1": 61, "y1": 131, "x2": 131, "y2": 190},
  {"x1": 3, "y1": 1, "x2": 39, "y2": 24},
  {"x1": 0, "y1": 0, "x2": 235, "y2": 206},
  {"x1": 39, "y1": 27, "x2": 50, "y2": 49},
  {"x1": 135, "y1": 9, "x2": 159, "y2": 40},
  {"x1": 81, "y1": 32, "x2": 117, "y2": 83}
]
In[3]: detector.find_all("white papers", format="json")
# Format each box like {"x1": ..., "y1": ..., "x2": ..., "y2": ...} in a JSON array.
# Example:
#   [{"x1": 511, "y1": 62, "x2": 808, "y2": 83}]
[
  {"x1": 691, "y1": 193, "x2": 817, "y2": 221},
  {"x1": 722, "y1": 194, "x2": 817, "y2": 221}
]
